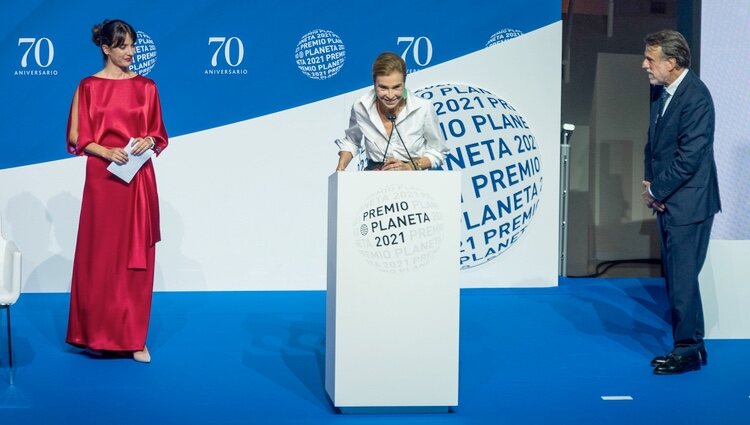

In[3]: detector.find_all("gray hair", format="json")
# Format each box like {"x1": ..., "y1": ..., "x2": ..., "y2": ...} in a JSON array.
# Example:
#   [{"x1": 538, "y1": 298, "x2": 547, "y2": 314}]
[{"x1": 644, "y1": 30, "x2": 691, "y2": 69}]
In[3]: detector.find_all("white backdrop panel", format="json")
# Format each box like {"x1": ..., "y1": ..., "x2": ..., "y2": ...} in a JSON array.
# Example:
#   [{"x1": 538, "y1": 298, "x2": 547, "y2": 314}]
[{"x1": 700, "y1": 0, "x2": 750, "y2": 338}]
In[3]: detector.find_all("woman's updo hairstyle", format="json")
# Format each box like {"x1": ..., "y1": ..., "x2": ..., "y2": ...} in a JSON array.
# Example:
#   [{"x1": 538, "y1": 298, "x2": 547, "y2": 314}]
[{"x1": 91, "y1": 19, "x2": 136, "y2": 51}]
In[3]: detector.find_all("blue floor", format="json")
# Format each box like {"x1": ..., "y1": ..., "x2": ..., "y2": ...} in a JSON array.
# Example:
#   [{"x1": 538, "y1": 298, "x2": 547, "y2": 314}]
[{"x1": 1, "y1": 278, "x2": 749, "y2": 424}]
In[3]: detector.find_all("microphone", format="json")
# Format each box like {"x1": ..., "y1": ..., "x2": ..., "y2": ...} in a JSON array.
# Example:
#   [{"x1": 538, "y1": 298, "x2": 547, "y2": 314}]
[
  {"x1": 380, "y1": 113, "x2": 396, "y2": 165},
  {"x1": 388, "y1": 112, "x2": 418, "y2": 170}
]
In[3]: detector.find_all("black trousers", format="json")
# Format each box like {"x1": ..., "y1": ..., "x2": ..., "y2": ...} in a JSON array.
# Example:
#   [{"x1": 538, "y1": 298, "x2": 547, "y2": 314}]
[{"x1": 657, "y1": 214, "x2": 714, "y2": 355}]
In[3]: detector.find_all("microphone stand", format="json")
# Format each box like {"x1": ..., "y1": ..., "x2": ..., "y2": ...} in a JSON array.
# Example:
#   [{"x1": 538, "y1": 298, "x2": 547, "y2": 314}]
[
  {"x1": 381, "y1": 128, "x2": 393, "y2": 165},
  {"x1": 379, "y1": 106, "x2": 394, "y2": 168},
  {"x1": 387, "y1": 112, "x2": 418, "y2": 170}
]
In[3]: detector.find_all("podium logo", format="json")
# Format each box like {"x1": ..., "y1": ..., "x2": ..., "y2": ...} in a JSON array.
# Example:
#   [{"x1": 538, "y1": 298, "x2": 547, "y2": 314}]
[
  {"x1": 355, "y1": 185, "x2": 444, "y2": 274},
  {"x1": 295, "y1": 29, "x2": 345, "y2": 80},
  {"x1": 130, "y1": 31, "x2": 157, "y2": 76},
  {"x1": 486, "y1": 29, "x2": 524, "y2": 47},
  {"x1": 14, "y1": 37, "x2": 59, "y2": 76},
  {"x1": 415, "y1": 83, "x2": 542, "y2": 269}
]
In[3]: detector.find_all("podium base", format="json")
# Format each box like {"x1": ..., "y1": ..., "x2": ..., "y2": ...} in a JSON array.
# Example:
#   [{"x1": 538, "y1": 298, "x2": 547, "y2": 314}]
[{"x1": 338, "y1": 406, "x2": 453, "y2": 414}]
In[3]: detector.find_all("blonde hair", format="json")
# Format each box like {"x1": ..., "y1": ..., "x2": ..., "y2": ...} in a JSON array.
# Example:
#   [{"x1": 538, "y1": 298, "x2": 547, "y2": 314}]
[{"x1": 372, "y1": 52, "x2": 406, "y2": 82}]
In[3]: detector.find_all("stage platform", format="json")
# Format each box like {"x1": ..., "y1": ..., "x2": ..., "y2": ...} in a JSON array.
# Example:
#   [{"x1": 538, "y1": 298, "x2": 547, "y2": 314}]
[{"x1": 1, "y1": 277, "x2": 748, "y2": 424}]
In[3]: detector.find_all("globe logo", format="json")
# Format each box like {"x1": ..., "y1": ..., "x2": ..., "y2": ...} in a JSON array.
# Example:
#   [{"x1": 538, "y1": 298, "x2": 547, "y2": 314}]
[
  {"x1": 295, "y1": 29, "x2": 346, "y2": 80},
  {"x1": 414, "y1": 83, "x2": 543, "y2": 269},
  {"x1": 486, "y1": 29, "x2": 524, "y2": 47},
  {"x1": 355, "y1": 185, "x2": 444, "y2": 274},
  {"x1": 130, "y1": 31, "x2": 157, "y2": 76}
]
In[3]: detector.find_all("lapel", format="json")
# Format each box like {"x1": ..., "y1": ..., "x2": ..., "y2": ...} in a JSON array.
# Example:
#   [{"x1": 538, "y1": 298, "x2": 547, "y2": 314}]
[
  {"x1": 653, "y1": 70, "x2": 693, "y2": 143},
  {"x1": 648, "y1": 85, "x2": 660, "y2": 141},
  {"x1": 365, "y1": 99, "x2": 389, "y2": 141},
  {"x1": 362, "y1": 89, "x2": 421, "y2": 143}
]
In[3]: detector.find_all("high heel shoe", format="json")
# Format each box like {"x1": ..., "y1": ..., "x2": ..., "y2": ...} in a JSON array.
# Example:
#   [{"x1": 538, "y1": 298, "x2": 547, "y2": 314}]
[{"x1": 133, "y1": 346, "x2": 151, "y2": 363}]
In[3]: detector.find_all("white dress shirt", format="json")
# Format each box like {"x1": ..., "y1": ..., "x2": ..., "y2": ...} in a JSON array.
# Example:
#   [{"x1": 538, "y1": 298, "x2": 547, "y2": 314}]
[{"x1": 335, "y1": 88, "x2": 449, "y2": 168}]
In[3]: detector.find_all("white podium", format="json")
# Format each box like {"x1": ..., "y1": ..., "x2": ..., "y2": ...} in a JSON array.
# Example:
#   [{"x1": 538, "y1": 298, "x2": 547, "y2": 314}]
[{"x1": 325, "y1": 171, "x2": 461, "y2": 412}]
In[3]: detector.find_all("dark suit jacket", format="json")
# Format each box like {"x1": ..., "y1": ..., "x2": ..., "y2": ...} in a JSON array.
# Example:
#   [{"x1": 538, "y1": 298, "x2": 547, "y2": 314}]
[{"x1": 644, "y1": 70, "x2": 721, "y2": 226}]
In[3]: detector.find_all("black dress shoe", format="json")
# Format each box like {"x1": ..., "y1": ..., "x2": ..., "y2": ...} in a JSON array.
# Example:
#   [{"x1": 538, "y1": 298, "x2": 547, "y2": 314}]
[
  {"x1": 651, "y1": 354, "x2": 670, "y2": 367},
  {"x1": 651, "y1": 347, "x2": 707, "y2": 367},
  {"x1": 653, "y1": 354, "x2": 701, "y2": 375}
]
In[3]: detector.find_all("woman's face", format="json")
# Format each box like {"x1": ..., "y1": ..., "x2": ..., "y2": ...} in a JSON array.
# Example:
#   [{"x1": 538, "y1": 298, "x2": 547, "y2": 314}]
[
  {"x1": 103, "y1": 33, "x2": 135, "y2": 69},
  {"x1": 375, "y1": 72, "x2": 405, "y2": 112}
]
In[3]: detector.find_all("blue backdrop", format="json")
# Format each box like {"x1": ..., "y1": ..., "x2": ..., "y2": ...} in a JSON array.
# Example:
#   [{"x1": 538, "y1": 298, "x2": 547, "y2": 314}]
[{"x1": 2, "y1": 0, "x2": 558, "y2": 169}]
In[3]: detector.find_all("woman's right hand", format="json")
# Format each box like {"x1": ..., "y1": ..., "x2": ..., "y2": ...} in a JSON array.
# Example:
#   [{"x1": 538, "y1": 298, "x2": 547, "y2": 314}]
[{"x1": 106, "y1": 147, "x2": 129, "y2": 165}]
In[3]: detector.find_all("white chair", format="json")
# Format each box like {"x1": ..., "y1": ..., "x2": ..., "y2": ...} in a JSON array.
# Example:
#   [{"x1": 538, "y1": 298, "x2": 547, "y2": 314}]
[{"x1": 0, "y1": 216, "x2": 22, "y2": 384}]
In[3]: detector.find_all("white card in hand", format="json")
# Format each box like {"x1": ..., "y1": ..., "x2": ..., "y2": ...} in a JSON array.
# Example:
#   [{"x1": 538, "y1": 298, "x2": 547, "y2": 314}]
[{"x1": 106, "y1": 137, "x2": 154, "y2": 183}]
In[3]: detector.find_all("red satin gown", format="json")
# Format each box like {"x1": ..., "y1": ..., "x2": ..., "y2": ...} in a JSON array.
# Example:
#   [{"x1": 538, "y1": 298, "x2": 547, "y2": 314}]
[{"x1": 66, "y1": 75, "x2": 168, "y2": 352}]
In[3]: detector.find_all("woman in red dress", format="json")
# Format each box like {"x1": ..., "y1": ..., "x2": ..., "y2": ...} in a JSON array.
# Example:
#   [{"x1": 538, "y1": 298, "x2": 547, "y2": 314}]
[{"x1": 66, "y1": 19, "x2": 168, "y2": 363}]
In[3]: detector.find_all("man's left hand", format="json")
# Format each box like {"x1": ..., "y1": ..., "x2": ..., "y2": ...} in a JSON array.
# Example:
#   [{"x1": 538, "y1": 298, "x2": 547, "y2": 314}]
[{"x1": 642, "y1": 180, "x2": 666, "y2": 212}]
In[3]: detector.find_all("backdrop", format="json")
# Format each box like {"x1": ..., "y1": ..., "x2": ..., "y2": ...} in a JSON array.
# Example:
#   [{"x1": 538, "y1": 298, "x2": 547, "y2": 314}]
[
  {"x1": 0, "y1": 0, "x2": 561, "y2": 292},
  {"x1": 698, "y1": 0, "x2": 750, "y2": 338}
]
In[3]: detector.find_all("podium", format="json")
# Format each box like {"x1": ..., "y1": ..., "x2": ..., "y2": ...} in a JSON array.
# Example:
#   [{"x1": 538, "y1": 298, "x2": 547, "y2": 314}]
[{"x1": 325, "y1": 171, "x2": 461, "y2": 412}]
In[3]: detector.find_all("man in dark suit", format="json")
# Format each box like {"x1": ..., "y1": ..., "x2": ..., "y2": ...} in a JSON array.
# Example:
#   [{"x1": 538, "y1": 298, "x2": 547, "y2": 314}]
[{"x1": 641, "y1": 30, "x2": 721, "y2": 375}]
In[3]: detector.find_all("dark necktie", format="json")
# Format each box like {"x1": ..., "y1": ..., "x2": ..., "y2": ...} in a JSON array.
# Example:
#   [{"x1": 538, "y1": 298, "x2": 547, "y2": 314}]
[{"x1": 656, "y1": 87, "x2": 669, "y2": 124}]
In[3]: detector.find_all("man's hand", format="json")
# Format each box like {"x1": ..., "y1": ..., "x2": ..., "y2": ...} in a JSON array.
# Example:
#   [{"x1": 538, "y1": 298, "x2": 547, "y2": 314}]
[{"x1": 642, "y1": 180, "x2": 666, "y2": 212}]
